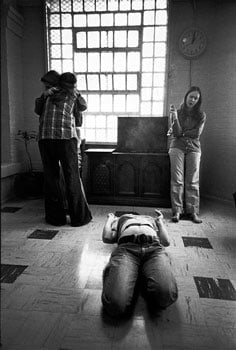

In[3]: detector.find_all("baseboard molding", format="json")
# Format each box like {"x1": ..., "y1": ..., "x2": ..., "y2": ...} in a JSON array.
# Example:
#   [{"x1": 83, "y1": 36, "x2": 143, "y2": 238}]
[{"x1": 201, "y1": 194, "x2": 235, "y2": 207}]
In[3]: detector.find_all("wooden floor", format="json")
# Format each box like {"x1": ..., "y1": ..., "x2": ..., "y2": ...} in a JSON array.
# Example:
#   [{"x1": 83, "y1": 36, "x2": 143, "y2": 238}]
[{"x1": 1, "y1": 197, "x2": 236, "y2": 350}]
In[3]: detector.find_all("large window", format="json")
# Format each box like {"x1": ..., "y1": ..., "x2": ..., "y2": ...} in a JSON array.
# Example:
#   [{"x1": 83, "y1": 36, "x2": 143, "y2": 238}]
[{"x1": 46, "y1": 0, "x2": 168, "y2": 143}]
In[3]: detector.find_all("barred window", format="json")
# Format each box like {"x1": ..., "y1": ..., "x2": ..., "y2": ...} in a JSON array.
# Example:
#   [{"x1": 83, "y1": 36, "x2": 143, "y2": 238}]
[{"x1": 46, "y1": 0, "x2": 168, "y2": 143}]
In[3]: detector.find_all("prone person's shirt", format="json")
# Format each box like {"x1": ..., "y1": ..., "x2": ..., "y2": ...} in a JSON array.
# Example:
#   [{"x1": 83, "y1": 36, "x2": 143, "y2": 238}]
[{"x1": 115, "y1": 214, "x2": 159, "y2": 242}]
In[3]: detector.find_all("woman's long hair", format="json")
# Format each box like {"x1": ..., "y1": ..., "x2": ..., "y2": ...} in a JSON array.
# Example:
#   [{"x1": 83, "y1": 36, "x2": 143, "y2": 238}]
[{"x1": 180, "y1": 86, "x2": 203, "y2": 118}]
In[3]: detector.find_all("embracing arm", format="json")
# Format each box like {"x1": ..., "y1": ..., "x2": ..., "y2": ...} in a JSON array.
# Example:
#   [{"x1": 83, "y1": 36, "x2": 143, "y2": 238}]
[{"x1": 102, "y1": 213, "x2": 118, "y2": 244}]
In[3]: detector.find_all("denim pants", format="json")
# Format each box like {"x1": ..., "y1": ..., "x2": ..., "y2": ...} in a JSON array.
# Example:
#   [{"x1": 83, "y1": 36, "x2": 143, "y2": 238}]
[
  {"x1": 169, "y1": 148, "x2": 201, "y2": 215},
  {"x1": 102, "y1": 243, "x2": 178, "y2": 317},
  {"x1": 38, "y1": 138, "x2": 92, "y2": 226}
]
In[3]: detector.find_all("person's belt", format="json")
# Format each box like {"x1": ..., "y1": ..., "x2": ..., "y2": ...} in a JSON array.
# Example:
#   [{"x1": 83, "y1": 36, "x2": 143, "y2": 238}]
[
  {"x1": 118, "y1": 234, "x2": 158, "y2": 245},
  {"x1": 122, "y1": 223, "x2": 153, "y2": 231}
]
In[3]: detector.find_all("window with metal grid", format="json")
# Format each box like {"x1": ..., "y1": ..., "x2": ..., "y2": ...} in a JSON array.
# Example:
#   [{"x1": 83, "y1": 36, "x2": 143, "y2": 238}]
[{"x1": 46, "y1": 0, "x2": 168, "y2": 143}]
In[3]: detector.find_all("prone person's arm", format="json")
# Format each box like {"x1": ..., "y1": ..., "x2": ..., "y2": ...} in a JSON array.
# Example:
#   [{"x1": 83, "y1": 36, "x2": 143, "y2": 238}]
[
  {"x1": 154, "y1": 210, "x2": 170, "y2": 247},
  {"x1": 102, "y1": 213, "x2": 118, "y2": 244}
]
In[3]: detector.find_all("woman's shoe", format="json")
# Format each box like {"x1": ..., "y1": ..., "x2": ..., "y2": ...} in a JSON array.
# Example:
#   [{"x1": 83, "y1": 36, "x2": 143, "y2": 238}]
[
  {"x1": 172, "y1": 213, "x2": 180, "y2": 223},
  {"x1": 191, "y1": 213, "x2": 202, "y2": 224}
]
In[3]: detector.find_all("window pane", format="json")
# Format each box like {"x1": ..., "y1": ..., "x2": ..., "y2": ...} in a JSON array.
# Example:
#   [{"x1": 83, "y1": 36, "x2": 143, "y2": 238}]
[
  {"x1": 154, "y1": 42, "x2": 166, "y2": 56},
  {"x1": 143, "y1": 11, "x2": 155, "y2": 25},
  {"x1": 50, "y1": 14, "x2": 60, "y2": 27},
  {"x1": 142, "y1": 73, "x2": 152, "y2": 87},
  {"x1": 114, "y1": 95, "x2": 126, "y2": 112},
  {"x1": 143, "y1": 27, "x2": 154, "y2": 42},
  {"x1": 101, "y1": 31, "x2": 113, "y2": 48},
  {"x1": 156, "y1": 0, "x2": 167, "y2": 9},
  {"x1": 84, "y1": 1, "x2": 95, "y2": 12},
  {"x1": 128, "y1": 12, "x2": 141, "y2": 25},
  {"x1": 85, "y1": 114, "x2": 96, "y2": 128},
  {"x1": 128, "y1": 31, "x2": 139, "y2": 47},
  {"x1": 74, "y1": 14, "x2": 86, "y2": 27},
  {"x1": 142, "y1": 87, "x2": 152, "y2": 101},
  {"x1": 73, "y1": 0, "x2": 83, "y2": 12},
  {"x1": 88, "y1": 53, "x2": 100, "y2": 72},
  {"x1": 62, "y1": 29, "x2": 72, "y2": 43},
  {"x1": 101, "y1": 13, "x2": 113, "y2": 26},
  {"x1": 50, "y1": 30, "x2": 60, "y2": 43},
  {"x1": 107, "y1": 128, "x2": 117, "y2": 142},
  {"x1": 85, "y1": 129, "x2": 96, "y2": 142},
  {"x1": 76, "y1": 74, "x2": 87, "y2": 90},
  {"x1": 101, "y1": 52, "x2": 113, "y2": 72},
  {"x1": 153, "y1": 87, "x2": 164, "y2": 100},
  {"x1": 114, "y1": 74, "x2": 126, "y2": 90},
  {"x1": 127, "y1": 52, "x2": 140, "y2": 71},
  {"x1": 96, "y1": 129, "x2": 106, "y2": 142},
  {"x1": 62, "y1": 45, "x2": 72, "y2": 58},
  {"x1": 88, "y1": 14, "x2": 100, "y2": 26},
  {"x1": 142, "y1": 43, "x2": 154, "y2": 57},
  {"x1": 87, "y1": 74, "x2": 99, "y2": 90},
  {"x1": 76, "y1": 32, "x2": 86, "y2": 48},
  {"x1": 144, "y1": 0, "x2": 155, "y2": 10},
  {"x1": 114, "y1": 52, "x2": 126, "y2": 72},
  {"x1": 114, "y1": 31, "x2": 127, "y2": 47},
  {"x1": 51, "y1": 60, "x2": 62, "y2": 73},
  {"x1": 153, "y1": 72, "x2": 165, "y2": 86},
  {"x1": 155, "y1": 10, "x2": 167, "y2": 25},
  {"x1": 101, "y1": 95, "x2": 113, "y2": 112},
  {"x1": 96, "y1": 114, "x2": 106, "y2": 128},
  {"x1": 49, "y1": 0, "x2": 60, "y2": 12},
  {"x1": 115, "y1": 13, "x2": 127, "y2": 26},
  {"x1": 107, "y1": 115, "x2": 117, "y2": 128},
  {"x1": 155, "y1": 26, "x2": 167, "y2": 41},
  {"x1": 127, "y1": 95, "x2": 139, "y2": 112},
  {"x1": 152, "y1": 101, "x2": 163, "y2": 115},
  {"x1": 127, "y1": 74, "x2": 137, "y2": 90},
  {"x1": 100, "y1": 74, "x2": 113, "y2": 90},
  {"x1": 88, "y1": 95, "x2": 100, "y2": 111},
  {"x1": 74, "y1": 53, "x2": 87, "y2": 72},
  {"x1": 141, "y1": 102, "x2": 152, "y2": 115},
  {"x1": 154, "y1": 57, "x2": 166, "y2": 71},
  {"x1": 61, "y1": 14, "x2": 72, "y2": 27},
  {"x1": 96, "y1": 0, "x2": 106, "y2": 11},
  {"x1": 120, "y1": 0, "x2": 131, "y2": 11},
  {"x1": 88, "y1": 31, "x2": 100, "y2": 48},
  {"x1": 62, "y1": 60, "x2": 73, "y2": 72},
  {"x1": 61, "y1": 0, "x2": 71, "y2": 12},
  {"x1": 108, "y1": 0, "x2": 118, "y2": 11},
  {"x1": 51, "y1": 45, "x2": 61, "y2": 58},
  {"x1": 142, "y1": 58, "x2": 153, "y2": 72}
]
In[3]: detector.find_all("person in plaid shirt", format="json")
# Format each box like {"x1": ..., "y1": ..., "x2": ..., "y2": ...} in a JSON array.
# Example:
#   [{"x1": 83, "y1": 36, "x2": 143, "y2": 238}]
[{"x1": 35, "y1": 71, "x2": 92, "y2": 227}]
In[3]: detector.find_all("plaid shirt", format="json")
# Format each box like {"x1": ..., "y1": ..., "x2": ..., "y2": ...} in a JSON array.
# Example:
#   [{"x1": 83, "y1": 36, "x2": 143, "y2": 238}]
[{"x1": 38, "y1": 90, "x2": 83, "y2": 140}]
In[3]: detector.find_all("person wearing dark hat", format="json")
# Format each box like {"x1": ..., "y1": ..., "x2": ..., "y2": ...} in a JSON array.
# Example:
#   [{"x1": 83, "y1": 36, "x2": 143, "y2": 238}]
[
  {"x1": 34, "y1": 70, "x2": 60, "y2": 116},
  {"x1": 35, "y1": 71, "x2": 92, "y2": 227}
]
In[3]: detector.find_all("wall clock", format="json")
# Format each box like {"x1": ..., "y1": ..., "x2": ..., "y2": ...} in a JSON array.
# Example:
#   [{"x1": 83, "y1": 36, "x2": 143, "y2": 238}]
[{"x1": 178, "y1": 27, "x2": 207, "y2": 59}]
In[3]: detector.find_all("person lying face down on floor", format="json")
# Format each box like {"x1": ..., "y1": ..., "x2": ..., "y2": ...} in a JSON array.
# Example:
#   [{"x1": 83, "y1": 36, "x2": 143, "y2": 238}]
[{"x1": 101, "y1": 210, "x2": 178, "y2": 318}]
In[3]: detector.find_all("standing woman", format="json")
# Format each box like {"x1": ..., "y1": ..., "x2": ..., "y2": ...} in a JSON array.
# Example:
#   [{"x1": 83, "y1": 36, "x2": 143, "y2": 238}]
[{"x1": 168, "y1": 86, "x2": 206, "y2": 223}]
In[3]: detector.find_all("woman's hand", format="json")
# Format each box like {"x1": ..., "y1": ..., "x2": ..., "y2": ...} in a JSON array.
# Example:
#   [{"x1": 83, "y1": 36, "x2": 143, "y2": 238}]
[
  {"x1": 43, "y1": 87, "x2": 58, "y2": 97},
  {"x1": 170, "y1": 105, "x2": 178, "y2": 121}
]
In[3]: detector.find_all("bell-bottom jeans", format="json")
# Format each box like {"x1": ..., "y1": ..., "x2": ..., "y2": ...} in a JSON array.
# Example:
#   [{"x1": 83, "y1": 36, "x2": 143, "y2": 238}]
[
  {"x1": 169, "y1": 147, "x2": 201, "y2": 215},
  {"x1": 38, "y1": 138, "x2": 92, "y2": 226},
  {"x1": 102, "y1": 242, "x2": 178, "y2": 317}
]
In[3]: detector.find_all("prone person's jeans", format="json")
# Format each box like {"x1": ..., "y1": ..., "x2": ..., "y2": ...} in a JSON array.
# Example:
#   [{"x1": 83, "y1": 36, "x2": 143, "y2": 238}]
[{"x1": 102, "y1": 243, "x2": 178, "y2": 317}]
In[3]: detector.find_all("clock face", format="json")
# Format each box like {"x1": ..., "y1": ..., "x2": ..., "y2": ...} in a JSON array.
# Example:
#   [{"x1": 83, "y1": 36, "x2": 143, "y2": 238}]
[{"x1": 178, "y1": 27, "x2": 207, "y2": 59}]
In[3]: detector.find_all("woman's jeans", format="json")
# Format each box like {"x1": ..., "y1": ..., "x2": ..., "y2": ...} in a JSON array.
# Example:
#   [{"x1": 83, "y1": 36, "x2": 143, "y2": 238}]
[
  {"x1": 102, "y1": 243, "x2": 178, "y2": 317},
  {"x1": 169, "y1": 148, "x2": 201, "y2": 215}
]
